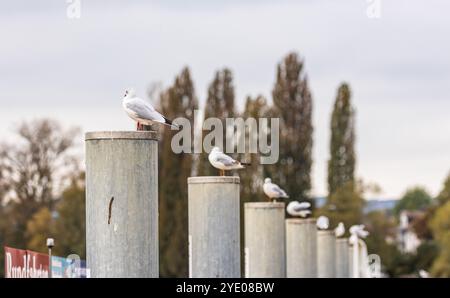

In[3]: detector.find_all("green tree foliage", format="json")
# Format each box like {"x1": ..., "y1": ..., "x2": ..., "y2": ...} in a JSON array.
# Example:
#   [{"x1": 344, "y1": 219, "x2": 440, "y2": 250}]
[
  {"x1": 52, "y1": 175, "x2": 86, "y2": 259},
  {"x1": 436, "y1": 173, "x2": 450, "y2": 205},
  {"x1": 364, "y1": 210, "x2": 399, "y2": 276},
  {"x1": 394, "y1": 187, "x2": 432, "y2": 215},
  {"x1": 240, "y1": 95, "x2": 273, "y2": 204},
  {"x1": 328, "y1": 83, "x2": 355, "y2": 196},
  {"x1": 197, "y1": 68, "x2": 236, "y2": 176},
  {"x1": 429, "y1": 200, "x2": 450, "y2": 277},
  {"x1": 159, "y1": 67, "x2": 198, "y2": 277},
  {"x1": 0, "y1": 119, "x2": 78, "y2": 276},
  {"x1": 25, "y1": 207, "x2": 52, "y2": 253},
  {"x1": 269, "y1": 52, "x2": 313, "y2": 202},
  {"x1": 321, "y1": 181, "x2": 365, "y2": 230}
]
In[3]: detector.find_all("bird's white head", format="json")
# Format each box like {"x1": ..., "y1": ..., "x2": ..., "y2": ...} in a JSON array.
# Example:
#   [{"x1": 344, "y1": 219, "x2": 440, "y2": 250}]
[
  {"x1": 211, "y1": 146, "x2": 221, "y2": 153},
  {"x1": 264, "y1": 178, "x2": 272, "y2": 184},
  {"x1": 124, "y1": 88, "x2": 136, "y2": 98}
]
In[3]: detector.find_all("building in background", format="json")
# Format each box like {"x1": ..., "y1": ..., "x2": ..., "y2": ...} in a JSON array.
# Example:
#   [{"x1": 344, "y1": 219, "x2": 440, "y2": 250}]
[{"x1": 397, "y1": 210, "x2": 422, "y2": 253}]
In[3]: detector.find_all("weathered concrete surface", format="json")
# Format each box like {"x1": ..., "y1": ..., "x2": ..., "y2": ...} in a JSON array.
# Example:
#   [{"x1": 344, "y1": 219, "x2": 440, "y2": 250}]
[
  {"x1": 336, "y1": 238, "x2": 350, "y2": 278},
  {"x1": 286, "y1": 218, "x2": 317, "y2": 277},
  {"x1": 85, "y1": 131, "x2": 159, "y2": 278},
  {"x1": 188, "y1": 176, "x2": 240, "y2": 278},
  {"x1": 244, "y1": 202, "x2": 285, "y2": 278},
  {"x1": 317, "y1": 230, "x2": 336, "y2": 278}
]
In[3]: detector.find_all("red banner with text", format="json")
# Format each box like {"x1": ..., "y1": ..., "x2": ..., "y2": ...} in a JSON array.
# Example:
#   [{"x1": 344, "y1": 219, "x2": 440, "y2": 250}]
[{"x1": 4, "y1": 246, "x2": 49, "y2": 278}]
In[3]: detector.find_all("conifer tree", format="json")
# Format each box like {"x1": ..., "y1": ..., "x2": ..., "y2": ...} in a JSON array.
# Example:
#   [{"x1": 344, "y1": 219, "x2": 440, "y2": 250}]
[
  {"x1": 159, "y1": 67, "x2": 198, "y2": 277},
  {"x1": 197, "y1": 68, "x2": 235, "y2": 176},
  {"x1": 270, "y1": 52, "x2": 313, "y2": 202},
  {"x1": 328, "y1": 83, "x2": 356, "y2": 196}
]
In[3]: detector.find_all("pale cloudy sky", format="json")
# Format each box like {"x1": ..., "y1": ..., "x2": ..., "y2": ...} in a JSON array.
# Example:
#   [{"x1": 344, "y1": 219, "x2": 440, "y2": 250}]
[{"x1": 0, "y1": 0, "x2": 449, "y2": 198}]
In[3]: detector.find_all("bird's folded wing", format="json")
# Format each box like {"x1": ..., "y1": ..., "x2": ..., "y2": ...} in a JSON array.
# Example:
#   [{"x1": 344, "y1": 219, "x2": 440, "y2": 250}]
[
  {"x1": 126, "y1": 98, "x2": 165, "y2": 122},
  {"x1": 215, "y1": 154, "x2": 238, "y2": 166},
  {"x1": 271, "y1": 184, "x2": 285, "y2": 196}
]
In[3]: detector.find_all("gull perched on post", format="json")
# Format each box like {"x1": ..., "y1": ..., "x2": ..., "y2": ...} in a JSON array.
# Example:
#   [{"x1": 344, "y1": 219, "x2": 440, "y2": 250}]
[
  {"x1": 349, "y1": 224, "x2": 369, "y2": 239},
  {"x1": 263, "y1": 178, "x2": 289, "y2": 202},
  {"x1": 122, "y1": 88, "x2": 178, "y2": 130},
  {"x1": 208, "y1": 147, "x2": 250, "y2": 176},
  {"x1": 286, "y1": 201, "x2": 311, "y2": 218},
  {"x1": 334, "y1": 222, "x2": 345, "y2": 238},
  {"x1": 316, "y1": 216, "x2": 329, "y2": 230}
]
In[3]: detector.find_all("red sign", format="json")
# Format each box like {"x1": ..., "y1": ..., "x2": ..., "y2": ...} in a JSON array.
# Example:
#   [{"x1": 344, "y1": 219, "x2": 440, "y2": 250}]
[{"x1": 4, "y1": 246, "x2": 49, "y2": 278}]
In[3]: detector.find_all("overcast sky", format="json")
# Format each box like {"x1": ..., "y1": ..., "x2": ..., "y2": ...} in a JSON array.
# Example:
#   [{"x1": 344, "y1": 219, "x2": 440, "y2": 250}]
[{"x1": 1, "y1": 0, "x2": 449, "y2": 198}]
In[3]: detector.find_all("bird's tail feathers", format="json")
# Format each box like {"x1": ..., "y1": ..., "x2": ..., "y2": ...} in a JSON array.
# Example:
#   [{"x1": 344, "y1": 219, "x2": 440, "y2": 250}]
[
  {"x1": 162, "y1": 116, "x2": 179, "y2": 129},
  {"x1": 240, "y1": 161, "x2": 251, "y2": 166}
]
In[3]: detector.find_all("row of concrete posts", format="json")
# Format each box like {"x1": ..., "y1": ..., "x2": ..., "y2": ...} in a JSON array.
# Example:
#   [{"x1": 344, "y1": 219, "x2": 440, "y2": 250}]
[{"x1": 85, "y1": 131, "x2": 367, "y2": 278}]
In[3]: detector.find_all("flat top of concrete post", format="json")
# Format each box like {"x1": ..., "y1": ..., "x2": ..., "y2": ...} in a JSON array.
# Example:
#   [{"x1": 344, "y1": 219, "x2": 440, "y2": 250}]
[
  {"x1": 85, "y1": 131, "x2": 159, "y2": 141},
  {"x1": 188, "y1": 176, "x2": 240, "y2": 184},
  {"x1": 286, "y1": 218, "x2": 317, "y2": 224},
  {"x1": 245, "y1": 202, "x2": 285, "y2": 209}
]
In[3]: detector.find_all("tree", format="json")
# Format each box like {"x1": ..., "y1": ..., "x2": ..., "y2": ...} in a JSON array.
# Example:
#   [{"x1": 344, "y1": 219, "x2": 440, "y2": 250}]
[
  {"x1": 328, "y1": 83, "x2": 355, "y2": 196},
  {"x1": 394, "y1": 187, "x2": 432, "y2": 215},
  {"x1": 159, "y1": 67, "x2": 198, "y2": 277},
  {"x1": 52, "y1": 173, "x2": 86, "y2": 259},
  {"x1": 240, "y1": 95, "x2": 272, "y2": 204},
  {"x1": 25, "y1": 207, "x2": 53, "y2": 253},
  {"x1": 0, "y1": 119, "x2": 78, "y2": 257},
  {"x1": 429, "y1": 201, "x2": 450, "y2": 277},
  {"x1": 197, "y1": 68, "x2": 236, "y2": 176},
  {"x1": 269, "y1": 52, "x2": 313, "y2": 202},
  {"x1": 436, "y1": 173, "x2": 450, "y2": 205},
  {"x1": 320, "y1": 181, "x2": 365, "y2": 230}
]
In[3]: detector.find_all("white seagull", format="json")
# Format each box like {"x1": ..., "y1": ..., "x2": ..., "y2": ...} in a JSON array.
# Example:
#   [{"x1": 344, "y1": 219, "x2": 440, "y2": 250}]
[
  {"x1": 317, "y1": 216, "x2": 329, "y2": 230},
  {"x1": 349, "y1": 224, "x2": 369, "y2": 239},
  {"x1": 334, "y1": 222, "x2": 345, "y2": 237},
  {"x1": 286, "y1": 201, "x2": 311, "y2": 218},
  {"x1": 208, "y1": 147, "x2": 249, "y2": 176},
  {"x1": 263, "y1": 178, "x2": 289, "y2": 202},
  {"x1": 122, "y1": 88, "x2": 178, "y2": 130}
]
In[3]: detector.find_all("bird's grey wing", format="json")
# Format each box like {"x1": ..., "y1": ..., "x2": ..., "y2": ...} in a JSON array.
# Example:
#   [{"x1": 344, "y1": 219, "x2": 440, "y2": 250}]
[
  {"x1": 215, "y1": 153, "x2": 238, "y2": 166},
  {"x1": 126, "y1": 98, "x2": 164, "y2": 122},
  {"x1": 270, "y1": 184, "x2": 286, "y2": 196}
]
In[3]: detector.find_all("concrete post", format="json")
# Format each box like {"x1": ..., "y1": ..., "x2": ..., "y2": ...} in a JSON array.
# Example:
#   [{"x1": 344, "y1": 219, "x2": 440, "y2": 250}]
[
  {"x1": 85, "y1": 131, "x2": 159, "y2": 278},
  {"x1": 285, "y1": 218, "x2": 317, "y2": 277},
  {"x1": 348, "y1": 243, "x2": 354, "y2": 278},
  {"x1": 317, "y1": 230, "x2": 336, "y2": 278},
  {"x1": 244, "y1": 202, "x2": 285, "y2": 278},
  {"x1": 335, "y1": 238, "x2": 350, "y2": 278},
  {"x1": 188, "y1": 176, "x2": 240, "y2": 278}
]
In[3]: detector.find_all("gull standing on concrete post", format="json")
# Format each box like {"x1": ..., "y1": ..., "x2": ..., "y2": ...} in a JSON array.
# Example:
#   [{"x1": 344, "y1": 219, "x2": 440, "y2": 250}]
[
  {"x1": 349, "y1": 224, "x2": 369, "y2": 278},
  {"x1": 122, "y1": 88, "x2": 178, "y2": 130},
  {"x1": 208, "y1": 147, "x2": 250, "y2": 176},
  {"x1": 286, "y1": 201, "x2": 311, "y2": 218},
  {"x1": 263, "y1": 178, "x2": 289, "y2": 202},
  {"x1": 335, "y1": 222, "x2": 345, "y2": 238}
]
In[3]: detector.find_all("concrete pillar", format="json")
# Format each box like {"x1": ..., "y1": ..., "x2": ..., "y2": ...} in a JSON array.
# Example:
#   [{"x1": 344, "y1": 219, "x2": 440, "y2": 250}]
[
  {"x1": 348, "y1": 243, "x2": 354, "y2": 278},
  {"x1": 244, "y1": 202, "x2": 285, "y2": 278},
  {"x1": 188, "y1": 176, "x2": 240, "y2": 278},
  {"x1": 317, "y1": 230, "x2": 336, "y2": 278},
  {"x1": 335, "y1": 238, "x2": 350, "y2": 278},
  {"x1": 85, "y1": 131, "x2": 159, "y2": 278},
  {"x1": 285, "y1": 218, "x2": 317, "y2": 277}
]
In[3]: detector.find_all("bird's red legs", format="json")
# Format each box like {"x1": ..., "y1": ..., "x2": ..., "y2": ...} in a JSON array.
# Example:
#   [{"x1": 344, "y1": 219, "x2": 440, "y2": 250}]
[{"x1": 136, "y1": 122, "x2": 140, "y2": 131}]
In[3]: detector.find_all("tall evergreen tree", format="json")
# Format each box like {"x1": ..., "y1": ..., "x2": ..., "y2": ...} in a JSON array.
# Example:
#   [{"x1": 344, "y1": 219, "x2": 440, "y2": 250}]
[
  {"x1": 159, "y1": 67, "x2": 198, "y2": 277},
  {"x1": 197, "y1": 68, "x2": 235, "y2": 176},
  {"x1": 270, "y1": 52, "x2": 313, "y2": 202},
  {"x1": 328, "y1": 83, "x2": 356, "y2": 196},
  {"x1": 240, "y1": 95, "x2": 271, "y2": 204}
]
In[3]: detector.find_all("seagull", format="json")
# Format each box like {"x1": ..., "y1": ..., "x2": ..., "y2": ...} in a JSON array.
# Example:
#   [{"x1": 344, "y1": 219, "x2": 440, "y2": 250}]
[
  {"x1": 317, "y1": 216, "x2": 329, "y2": 230},
  {"x1": 122, "y1": 88, "x2": 178, "y2": 130},
  {"x1": 334, "y1": 222, "x2": 345, "y2": 237},
  {"x1": 263, "y1": 178, "x2": 289, "y2": 202},
  {"x1": 349, "y1": 224, "x2": 369, "y2": 238},
  {"x1": 286, "y1": 201, "x2": 311, "y2": 218},
  {"x1": 208, "y1": 147, "x2": 250, "y2": 176}
]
